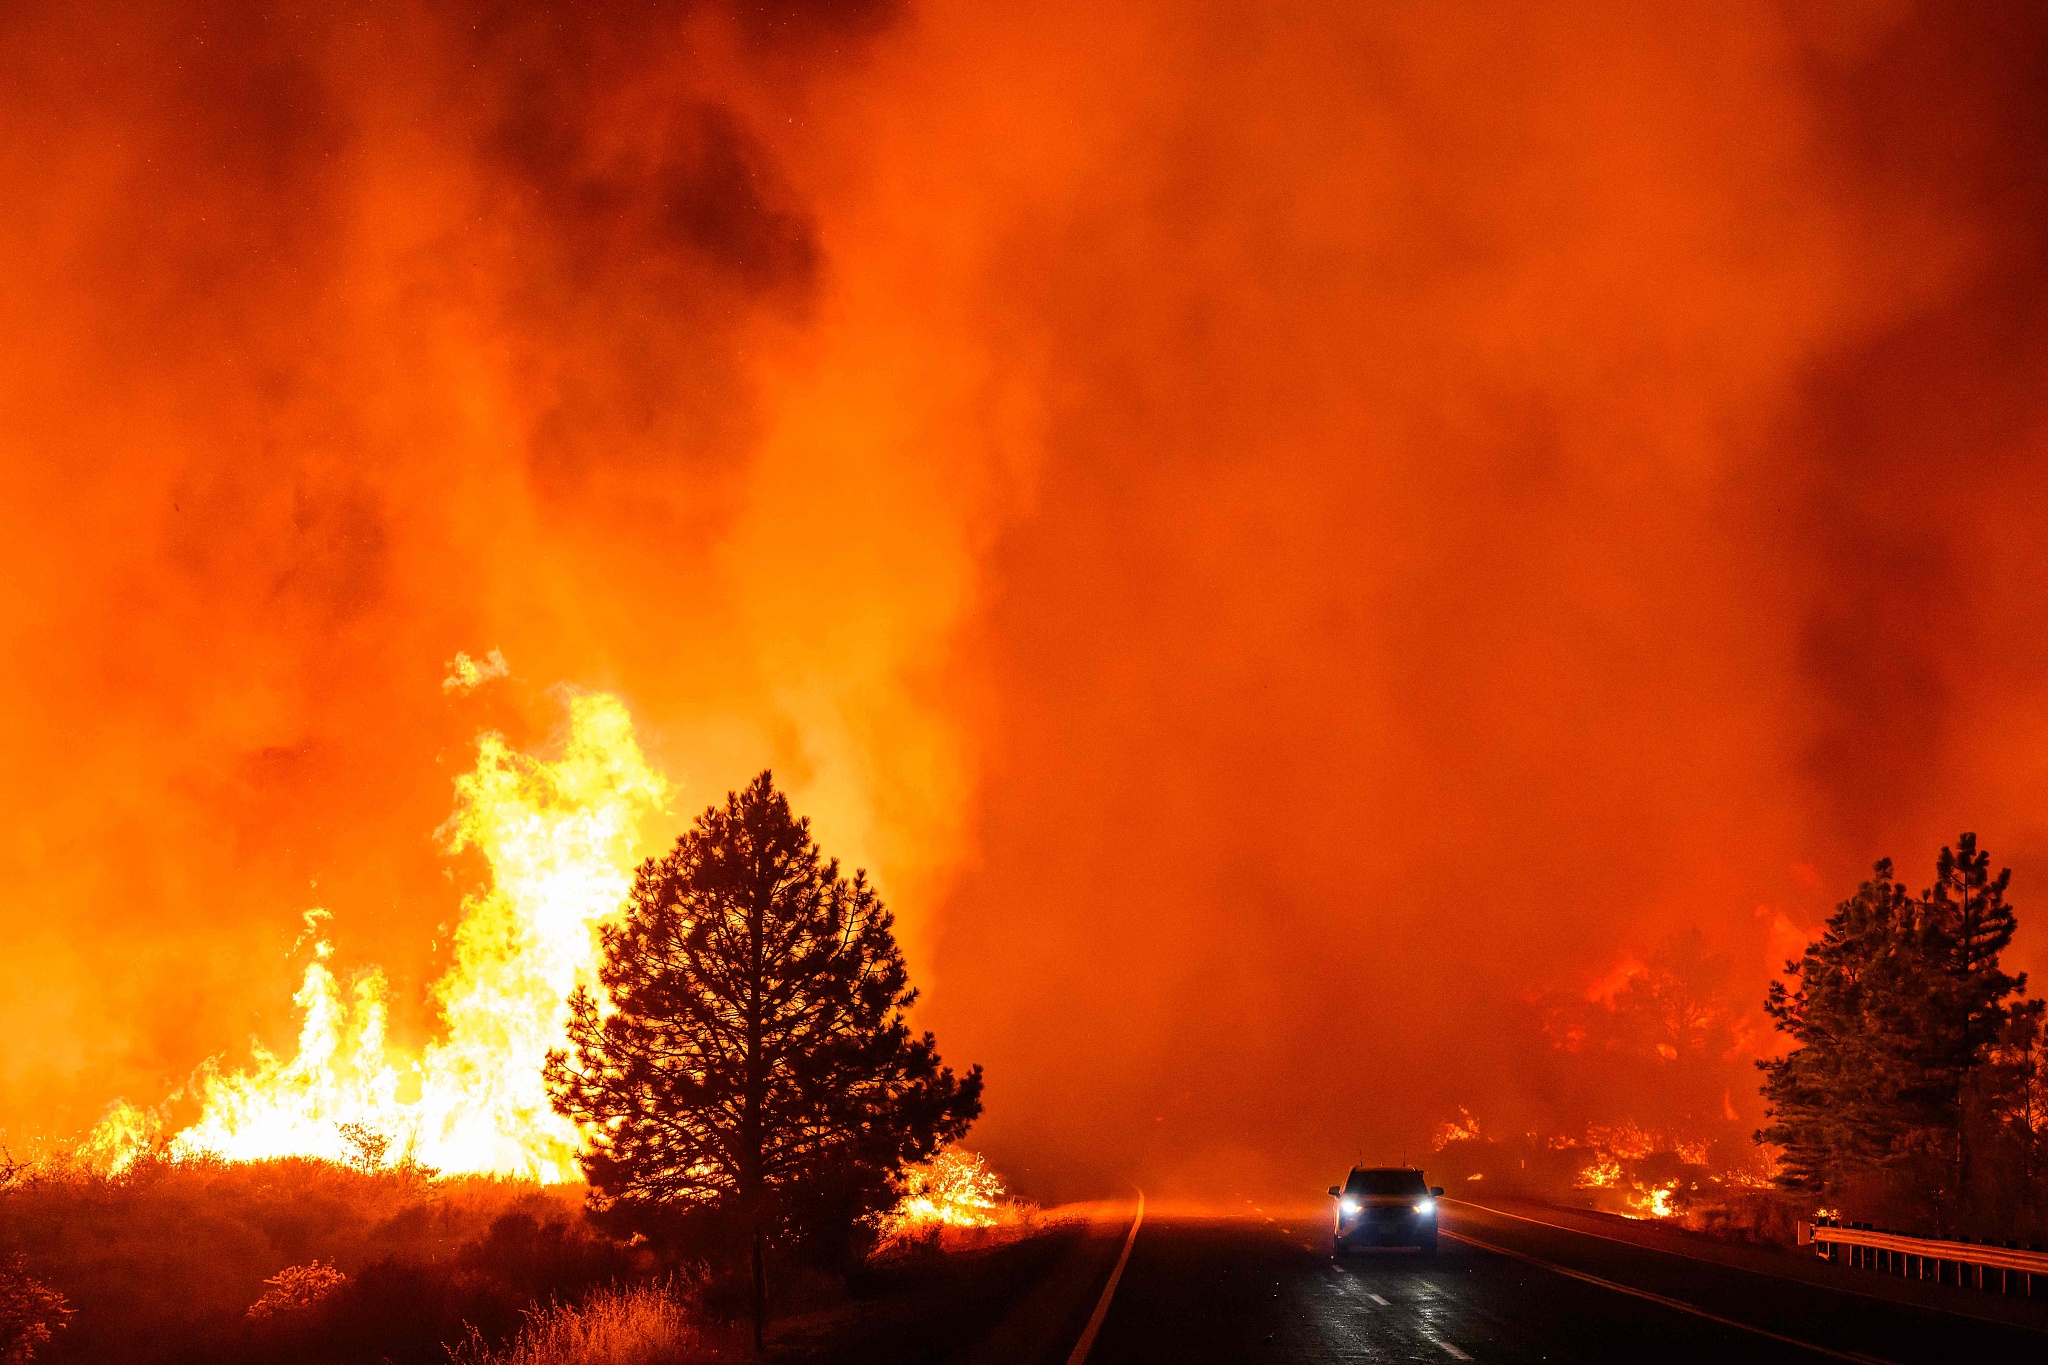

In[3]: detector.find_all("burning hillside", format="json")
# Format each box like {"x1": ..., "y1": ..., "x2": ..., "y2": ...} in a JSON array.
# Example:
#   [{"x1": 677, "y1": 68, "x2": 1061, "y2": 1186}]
[
  {"x1": 1420, "y1": 933, "x2": 1780, "y2": 1225},
  {"x1": 1429, "y1": 1116, "x2": 1775, "y2": 1225}
]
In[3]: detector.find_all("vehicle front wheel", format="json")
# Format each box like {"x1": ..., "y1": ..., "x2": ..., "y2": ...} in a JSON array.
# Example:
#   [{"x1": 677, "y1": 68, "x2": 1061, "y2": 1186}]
[
  {"x1": 1417, "y1": 1234, "x2": 1438, "y2": 1256},
  {"x1": 1333, "y1": 1238, "x2": 1349, "y2": 1258}
]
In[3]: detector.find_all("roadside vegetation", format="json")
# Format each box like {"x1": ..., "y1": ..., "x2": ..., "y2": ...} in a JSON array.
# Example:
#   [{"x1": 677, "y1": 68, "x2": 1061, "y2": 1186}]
[
  {"x1": 0, "y1": 1153, "x2": 636, "y2": 1363},
  {"x1": 0, "y1": 1248, "x2": 70, "y2": 1365},
  {"x1": 446, "y1": 1282, "x2": 703, "y2": 1365},
  {"x1": 0, "y1": 1141, "x2": 1051, "y2": 1364},
  {"x1": 1759, "y1": 832, "x2": 2048, "y2": 1240},
  {"x1": 1431, "y1": 834, "x2": 2048, "y2": 1252}
]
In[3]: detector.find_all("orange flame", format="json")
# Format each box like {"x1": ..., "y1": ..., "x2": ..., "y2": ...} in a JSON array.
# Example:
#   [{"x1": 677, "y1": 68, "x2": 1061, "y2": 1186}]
[
  {"x1": 1431, "y1": 1106, "x2": 1481, "y2": 1150},
  {"x1": 165, "y1": 689, "x2": 666, "y2": 1180},
  {"x1": 81, "y1": 1099, "x2": 161, "y2": 1176},
  {"x1": 879, "y1": 1148, "x2": 1011, "y2": 1239},
  {"x1": 1625, "y1": 1180, "x2": 1678, "y2": 1219}
]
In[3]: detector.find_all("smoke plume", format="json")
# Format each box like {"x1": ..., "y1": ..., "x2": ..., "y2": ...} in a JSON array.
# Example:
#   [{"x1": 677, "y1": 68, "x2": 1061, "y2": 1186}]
[{"x1": 4, "y1": 1, "x2": 2048, "y2": 1205}]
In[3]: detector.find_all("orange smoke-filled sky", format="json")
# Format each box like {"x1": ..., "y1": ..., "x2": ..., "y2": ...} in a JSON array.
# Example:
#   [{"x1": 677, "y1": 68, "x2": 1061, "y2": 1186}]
[{"x1": 5, "y1": 0, "x2": 2048, "y2": 1202}]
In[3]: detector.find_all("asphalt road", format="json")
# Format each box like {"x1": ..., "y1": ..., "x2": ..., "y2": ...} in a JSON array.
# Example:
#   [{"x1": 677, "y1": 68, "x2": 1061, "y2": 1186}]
[{"x1": 1067, "y1": 1199, "x2": 2048, "y2": 1364}]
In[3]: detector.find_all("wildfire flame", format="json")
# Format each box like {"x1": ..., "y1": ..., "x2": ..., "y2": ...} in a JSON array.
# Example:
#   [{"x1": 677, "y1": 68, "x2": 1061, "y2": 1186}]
[
  {"x1": 164, "y1": 690, "x2": 666, "y2": 1180},
  {"x1": 1431, "y1": 1106, "x2": 1481, "y2": 1150},
  {"x1": 81, "y1": 1099, "x2": 161, "y2": 1176},
  {"x1": 1626, "y1": 1181, "x2": 1678, "y2": 1219},
  {"x1": 879, "y1": 1148, "x2": 1009, "y2": 1239}
]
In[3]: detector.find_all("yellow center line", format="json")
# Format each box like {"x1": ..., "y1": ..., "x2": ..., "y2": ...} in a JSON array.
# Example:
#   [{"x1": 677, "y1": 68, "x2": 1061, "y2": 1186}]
[{"x1": 1064, "y1": 1192, "x2": 1146, "y2": 1365}]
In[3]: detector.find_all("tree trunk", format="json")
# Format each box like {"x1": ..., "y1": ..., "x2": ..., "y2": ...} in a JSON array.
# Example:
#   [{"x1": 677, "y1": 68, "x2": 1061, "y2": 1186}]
[
  {"x1": 752, "y1": 1224, "x2": 766, "y2": 1353},
  {"x1": 747, "y1": 860, "x2": 768, "y2": 1354}
]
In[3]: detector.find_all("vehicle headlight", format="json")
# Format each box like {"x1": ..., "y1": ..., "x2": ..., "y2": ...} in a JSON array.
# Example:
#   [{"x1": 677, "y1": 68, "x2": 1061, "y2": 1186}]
[
  {"x1": 1339, "y1": 1197, "x2": 1360, "y2": 1214},
  {"x1": 1414, "y1": 1198, "x2": 1435, "y2": 1215}
]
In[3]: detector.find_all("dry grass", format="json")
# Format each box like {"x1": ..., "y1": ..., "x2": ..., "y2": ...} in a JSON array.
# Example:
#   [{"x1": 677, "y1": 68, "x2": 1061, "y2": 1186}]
[
  {"x1": 449, "y1": 1282, "x2": 708, "y2": 1365},
  {"x1": 245, "y1": 1260, "x2": 348, "y2": 1320},
  {"x1": 0, "y1": 1154, "x2": 637, "y2": 1362}
]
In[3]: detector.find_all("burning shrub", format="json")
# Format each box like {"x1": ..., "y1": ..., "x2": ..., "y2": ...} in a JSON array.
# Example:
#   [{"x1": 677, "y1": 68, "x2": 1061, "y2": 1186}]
[
  {"x1": 874, "y1": 1149, "x2": 1035, "y2": 1252},
  {"x1": 1431, "y1": 1108, "x2": 1482, "y2": 1149},
  {"x1": 1434, "y1": 1120, "x2": 1786, "y2": 1231},
  {"x1": 336, "y1": 1125, "x2": 392, "y2": 1174},
  {"x1": 247, "y1": 1260, "x2": 347, "y2": 1319},
  {"x1": 80, "y1": 1103, "x2": 163, "y2": 1179},
  {"x1": 879, "y1": 1149, "x2": 1004, "y2": 1239},
  {"x1": 0, "y1": 1254, "x2": 71, "y2": 1364}
]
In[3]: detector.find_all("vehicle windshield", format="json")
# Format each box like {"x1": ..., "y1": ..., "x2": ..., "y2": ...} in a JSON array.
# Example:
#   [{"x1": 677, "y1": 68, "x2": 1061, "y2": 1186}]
[{"x1": 1345, "y1": 1168, "x2": 1427, "y2": 1196}]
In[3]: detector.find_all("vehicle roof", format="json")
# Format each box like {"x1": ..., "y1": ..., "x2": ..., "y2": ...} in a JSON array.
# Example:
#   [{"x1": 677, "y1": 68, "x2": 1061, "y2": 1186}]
[{"x1": 1343, "y1": 1167, "x2": 1429, "y2": 1193}]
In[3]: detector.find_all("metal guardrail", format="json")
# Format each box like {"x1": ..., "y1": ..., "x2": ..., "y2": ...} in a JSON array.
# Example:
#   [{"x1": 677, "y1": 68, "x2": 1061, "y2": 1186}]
[{"x1": 1800, "y1": 1216, "x2": 2048, "y2": 1296}]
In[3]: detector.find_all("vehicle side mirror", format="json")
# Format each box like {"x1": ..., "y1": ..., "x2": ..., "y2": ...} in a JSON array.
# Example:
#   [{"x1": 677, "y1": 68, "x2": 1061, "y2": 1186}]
[
  {"x1": 1328, "y1": 1186, "x2": 1342, "y2": 1198},
  {"x1": 1431, "y1": 1187, "x2": 1444, "y2": 1197}
]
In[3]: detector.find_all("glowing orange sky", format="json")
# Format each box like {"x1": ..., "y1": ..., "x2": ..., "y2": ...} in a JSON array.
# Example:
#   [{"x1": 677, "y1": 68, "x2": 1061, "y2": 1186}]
[{"x1": 4, "y1": 0, "x2": 2047, "y2": 1202}]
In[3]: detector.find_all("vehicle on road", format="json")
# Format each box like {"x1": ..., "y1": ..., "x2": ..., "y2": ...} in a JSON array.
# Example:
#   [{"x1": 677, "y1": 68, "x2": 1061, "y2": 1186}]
[{"x1": 1328, "y1": 1166, "x2": 1444, "y2": 1255}]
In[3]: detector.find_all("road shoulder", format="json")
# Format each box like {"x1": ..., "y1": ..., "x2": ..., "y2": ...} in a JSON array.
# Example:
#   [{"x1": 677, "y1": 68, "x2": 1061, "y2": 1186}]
[{"x1": 1449, "y1": 1196, "x2": 2048, "y2": 1335}]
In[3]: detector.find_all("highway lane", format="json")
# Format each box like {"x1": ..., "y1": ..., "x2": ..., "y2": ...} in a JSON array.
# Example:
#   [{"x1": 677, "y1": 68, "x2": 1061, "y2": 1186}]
[{"x1": 1064, "y1": 1202, "x2": 2048, "y2": 1363}]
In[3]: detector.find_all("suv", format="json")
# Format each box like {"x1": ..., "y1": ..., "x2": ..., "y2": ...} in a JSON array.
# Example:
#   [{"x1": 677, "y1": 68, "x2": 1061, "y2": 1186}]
[{"x1": 1328, "y1": 1167, "x2": 1444, "y2": 1256}]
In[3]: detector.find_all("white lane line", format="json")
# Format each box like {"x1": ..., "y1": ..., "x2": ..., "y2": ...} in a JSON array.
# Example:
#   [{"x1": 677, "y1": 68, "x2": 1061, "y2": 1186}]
[
  {"x1": 1367, "y1": 1292, "x2": 1390, "y2": 1306},
  {"x1": 1444, "y1": 1229, "x2": 1895, "y2": 1365},
  {"x1": 1430, "y1": 1338, "x2": 1471, "y2": 1361},
  {"x1": 1064, "y1": 1191, "x2": 1146, "y2": 1365}
]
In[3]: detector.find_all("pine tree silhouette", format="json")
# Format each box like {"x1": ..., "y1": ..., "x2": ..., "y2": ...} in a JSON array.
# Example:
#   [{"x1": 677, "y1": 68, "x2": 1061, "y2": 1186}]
[
  {"x1": 545, "y1": 772, "x2": 983, "y2": 1348},
  {"x1": 1924, "y1": 832, "x2": 2027, "y2": 1201},
  {"x1": 1759, "y1": 834, "x2": 2037, "y2": 1228}
]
